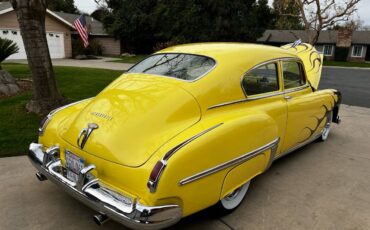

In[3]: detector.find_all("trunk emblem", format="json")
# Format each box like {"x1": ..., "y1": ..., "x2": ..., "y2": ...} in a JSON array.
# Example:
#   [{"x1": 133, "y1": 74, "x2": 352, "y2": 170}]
[{"x1": 77, "y1": 123, "x2": 99, "y2": 149}]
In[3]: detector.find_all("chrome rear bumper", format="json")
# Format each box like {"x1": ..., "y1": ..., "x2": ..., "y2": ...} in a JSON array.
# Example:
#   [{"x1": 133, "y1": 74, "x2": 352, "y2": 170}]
[{"x1": 28, "y1": 143, "x2": 182, "y2": 230}]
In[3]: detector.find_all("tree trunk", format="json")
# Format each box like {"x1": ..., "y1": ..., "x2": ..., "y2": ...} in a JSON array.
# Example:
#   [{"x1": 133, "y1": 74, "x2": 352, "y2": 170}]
[{"x1": 10, "y1": 0, "x2": 64, "y2": 114}]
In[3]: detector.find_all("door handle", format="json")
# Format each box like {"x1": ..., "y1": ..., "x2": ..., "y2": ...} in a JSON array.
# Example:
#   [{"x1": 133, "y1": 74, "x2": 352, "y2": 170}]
[{"x1": 284, "y1": 95, "x2": 292, "y2": 100}]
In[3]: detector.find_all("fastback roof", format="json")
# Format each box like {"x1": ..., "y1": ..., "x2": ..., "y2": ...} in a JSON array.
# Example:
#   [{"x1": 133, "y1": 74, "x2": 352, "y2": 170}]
[{"x1": 158, "y1": 42, "x2": 297, "y2": 61}]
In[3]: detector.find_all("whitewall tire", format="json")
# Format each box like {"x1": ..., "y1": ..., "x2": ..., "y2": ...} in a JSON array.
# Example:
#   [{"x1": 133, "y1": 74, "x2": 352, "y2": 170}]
[
  {"x1": 319, "y1": 111, "x2": 332, "y2": 142},
  {"x1": 215, "y1": 181, "x2": 250, "y2": 213}
]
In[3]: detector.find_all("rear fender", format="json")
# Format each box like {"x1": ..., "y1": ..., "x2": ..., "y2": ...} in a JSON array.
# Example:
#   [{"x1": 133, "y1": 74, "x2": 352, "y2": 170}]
[{"x1": 153, "y1": 111, "x2": 279, "y2": 216}]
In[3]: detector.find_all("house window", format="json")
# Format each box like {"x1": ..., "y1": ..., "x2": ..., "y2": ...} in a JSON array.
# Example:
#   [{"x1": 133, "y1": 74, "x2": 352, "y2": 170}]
[
  {"x1": 323, "y1": 45, "x2": 333, "y2": 56},
  {"x1": 352, "y1": 45, "x2": 363, "y2": 57},
  {"x1": 2, "y1": 30, "x2": 8, "y2": 35},
  {"x1": 11, "y1": 31, "x2": 17, "y2": 35}
]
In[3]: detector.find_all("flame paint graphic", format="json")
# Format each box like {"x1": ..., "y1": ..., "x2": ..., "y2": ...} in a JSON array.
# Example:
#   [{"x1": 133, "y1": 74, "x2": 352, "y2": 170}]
[{"x1": 298, "y1": 96, "x2": 337, "y2": 143}]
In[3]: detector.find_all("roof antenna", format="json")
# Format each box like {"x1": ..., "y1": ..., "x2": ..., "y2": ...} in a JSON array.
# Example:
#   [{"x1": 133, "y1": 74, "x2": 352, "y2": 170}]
[{"x1": 291, "y1": 39, "x2": 302, "y2": 48}]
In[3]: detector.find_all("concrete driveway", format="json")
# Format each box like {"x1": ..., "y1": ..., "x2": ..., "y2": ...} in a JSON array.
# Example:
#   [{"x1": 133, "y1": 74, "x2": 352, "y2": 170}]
[
  {"x1": 5, "y1": 57, "x2": 132, "y2": 71},
  {"x1": 1, "y1": 104, "x2": 370, "y2": 230}
]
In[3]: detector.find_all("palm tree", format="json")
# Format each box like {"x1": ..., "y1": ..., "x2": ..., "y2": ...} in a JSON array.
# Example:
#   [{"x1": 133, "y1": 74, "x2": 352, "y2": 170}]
[
  {"x1": 0, "y1": 37, "x2": 19, "y2": 70},
  {"x1": 10, "y1": 0, "x2": 64, "y2": 114}
]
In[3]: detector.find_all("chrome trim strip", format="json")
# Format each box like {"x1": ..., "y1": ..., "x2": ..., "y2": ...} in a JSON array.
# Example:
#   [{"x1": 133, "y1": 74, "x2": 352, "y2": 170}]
[
  {"x1": 163, "y1": 123, "x2": 223, "y2": 160},
  {"x1": 284, "y1": 84, "x2": 310, "y2": 94},
  {"x1": 147, "y1": 123, "x2": 223, "y2": 193},
  {"x1": 274, "y1": 132, "x2": 322, "y2": 161},
  {"x1": 208, "y1": 92, "x2": 285, "y2": 109},
  {"x1": 207, "y1": 83, "x2": 310, "y2": 110},
  {"x1": 39, "y1": 98, "x2": 93, "y2": 136},
  {"x1": 179, "y1": 138, "x2": 280, "y2": 186}
]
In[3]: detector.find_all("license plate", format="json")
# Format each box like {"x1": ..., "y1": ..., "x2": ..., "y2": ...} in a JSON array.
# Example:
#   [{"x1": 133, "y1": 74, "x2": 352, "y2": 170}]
[{"x1": 65, "y1": 150, "x2": 85, "y2": 182}]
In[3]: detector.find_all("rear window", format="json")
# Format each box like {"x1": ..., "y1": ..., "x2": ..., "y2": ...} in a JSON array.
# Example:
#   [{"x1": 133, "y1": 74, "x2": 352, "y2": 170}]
[{"x1": 128, "y1": 53, "x2": 216, "y2": 81}]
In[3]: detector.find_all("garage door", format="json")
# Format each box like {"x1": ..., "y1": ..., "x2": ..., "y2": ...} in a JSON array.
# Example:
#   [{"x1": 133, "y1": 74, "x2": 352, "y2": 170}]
[{"x1": 0, "y1": 29, "x2": 65, "y2": 60}]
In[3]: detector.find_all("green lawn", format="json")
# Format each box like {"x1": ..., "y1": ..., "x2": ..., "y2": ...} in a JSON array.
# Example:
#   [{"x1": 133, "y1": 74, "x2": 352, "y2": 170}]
[
  {"x1": 0, "y1": 63, "x2": 123, "y2": 157},
  {"x1": 323, "y1": 61, "x2": 370, "y2": 68},
  {"x1": 108, "y1": 54, "x2": 149, "y2": 64}
]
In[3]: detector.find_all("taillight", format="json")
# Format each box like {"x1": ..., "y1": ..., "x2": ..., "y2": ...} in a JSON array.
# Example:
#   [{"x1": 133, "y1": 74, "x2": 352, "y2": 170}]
[{"x1": 147, "y1": 160, "x2": 167, "y2": 193}]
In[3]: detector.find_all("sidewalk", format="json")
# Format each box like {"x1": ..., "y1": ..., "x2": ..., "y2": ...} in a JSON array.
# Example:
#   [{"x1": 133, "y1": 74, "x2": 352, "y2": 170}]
[
  {"x1": 5, "y1": 57, "x2": 134, "y2": 71},
  {"x1": 0, "y1": 105, "x2": 369, "y2": 230}
]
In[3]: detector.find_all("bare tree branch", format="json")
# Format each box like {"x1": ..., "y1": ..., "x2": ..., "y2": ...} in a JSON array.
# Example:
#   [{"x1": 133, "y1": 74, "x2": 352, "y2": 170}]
[{"x1": 291, "y1": 0, "x2": 361, "y2": 44}]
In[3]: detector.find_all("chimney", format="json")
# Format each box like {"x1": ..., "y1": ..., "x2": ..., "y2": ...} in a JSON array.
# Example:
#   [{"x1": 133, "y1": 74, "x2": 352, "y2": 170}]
[{"x1": 336, "y1": 28, "x2": 353, "y2": 47}]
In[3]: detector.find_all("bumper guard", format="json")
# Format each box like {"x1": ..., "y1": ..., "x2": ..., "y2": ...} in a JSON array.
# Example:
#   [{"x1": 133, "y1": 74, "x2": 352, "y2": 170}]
[{"x1": 28, "y1": 143, "x2": 182, "y2": 230}]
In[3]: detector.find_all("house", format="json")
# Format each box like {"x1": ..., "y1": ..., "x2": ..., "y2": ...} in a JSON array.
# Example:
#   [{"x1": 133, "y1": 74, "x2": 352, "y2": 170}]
[
  {"x1": 0, "y1": 2, "x2": 121, "y2": 59},
  {"x1": 257, "y1": 29, "x2": 370, "y2": 62}
]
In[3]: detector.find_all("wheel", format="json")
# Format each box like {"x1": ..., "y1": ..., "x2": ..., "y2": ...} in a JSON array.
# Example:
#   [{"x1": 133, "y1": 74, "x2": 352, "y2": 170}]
[
  {"x1": 319, "y1": 111, "x2": 332, "y2": 142},
  {"x1": 213, "y1": 181, "x2": 250, "y2": 215}
]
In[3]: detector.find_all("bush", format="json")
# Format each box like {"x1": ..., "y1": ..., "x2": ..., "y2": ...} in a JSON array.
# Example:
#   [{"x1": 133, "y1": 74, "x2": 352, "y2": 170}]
[
  {"x1": 0, "y1": 37, "x2": 19, "y2": 69},
  {"x1": 335, "y1": 47, "x2": 349, "y2": 61},
  {"x1": 72, "y1": 38, "x2": 104, "y2": 57}
]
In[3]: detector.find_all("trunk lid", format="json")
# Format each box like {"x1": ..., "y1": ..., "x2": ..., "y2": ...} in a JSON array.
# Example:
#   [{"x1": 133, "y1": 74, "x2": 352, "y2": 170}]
[{"x1": 59, "y1": 74, "x2": 201, "y2": 167}]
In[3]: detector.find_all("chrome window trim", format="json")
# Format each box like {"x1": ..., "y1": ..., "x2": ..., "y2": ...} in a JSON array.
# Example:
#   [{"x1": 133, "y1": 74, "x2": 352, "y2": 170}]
[
  {"x1": 284, "y1": 84, "x2": 310, "y2": 94},
  {"x1": 281, "y1": 60, "x2": 309, "y2": 91},
  {"x1": 207, "y1": 57, "x2": 310, "y2": 110},
  {"x1": 240, "y1": 59, "x2": 282, "y2": 97},
  {"x1": 127, "y1": 52, "x2": 218, "y2": 83},
  {"x1": 179, "y1": 138, "x2": 280, "y2": 186}
]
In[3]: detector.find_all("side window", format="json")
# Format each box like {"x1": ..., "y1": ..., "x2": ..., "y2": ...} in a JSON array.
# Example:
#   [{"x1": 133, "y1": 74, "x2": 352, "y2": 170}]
[
  {"x1": 282, "y1": 62, "x2": 306, "y2": 89},
  {"x1": 242, "y1": 63, "x2": 279, "y2": 96}
]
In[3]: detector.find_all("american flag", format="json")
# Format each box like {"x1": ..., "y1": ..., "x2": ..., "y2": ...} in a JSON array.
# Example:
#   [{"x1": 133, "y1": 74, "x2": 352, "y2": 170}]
[{"x1": 74, "y1": 15, "x2": 89, "y2": 48}]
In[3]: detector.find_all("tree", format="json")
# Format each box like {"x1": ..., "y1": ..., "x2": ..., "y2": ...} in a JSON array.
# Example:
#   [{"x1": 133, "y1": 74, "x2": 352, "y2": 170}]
[
  {"x1": 0, "y1": 38, "x2": 19, "y2": 70},
  {"x1": 97, "y1": 0, "x2": 275, "y2": 53},
  {"x1": 10, "y1": 0, "x2": 64, "y2": 114},
  {"x1": 91, "y1": 6, "x2": 109, "y2": 22},
  {"x1": 283, "y1": 0, "x2": 361, "y2": 44},
  {"x1": 47, "y1": 0, "x2": 79, "y2": 14},
  {"x1": 273, "y1": 0, "x2": 304, "y2": 29}
]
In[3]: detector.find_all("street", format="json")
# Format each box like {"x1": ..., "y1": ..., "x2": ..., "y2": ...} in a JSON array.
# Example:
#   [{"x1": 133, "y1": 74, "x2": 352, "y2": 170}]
[{"x1": 321, "y1": 67, "x2": 370, "y2": 108}]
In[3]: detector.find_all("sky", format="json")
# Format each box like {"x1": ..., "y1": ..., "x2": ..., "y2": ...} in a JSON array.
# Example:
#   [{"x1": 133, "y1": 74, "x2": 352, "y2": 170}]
[{"x1": 74, "y1": 0, "x2": 370, "y2": 27}]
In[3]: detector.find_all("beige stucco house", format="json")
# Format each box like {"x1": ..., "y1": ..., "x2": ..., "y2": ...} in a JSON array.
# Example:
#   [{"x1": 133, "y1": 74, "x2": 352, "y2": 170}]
[{"x1": 0, "y1": 2, "x2": 121, "y2": 59}]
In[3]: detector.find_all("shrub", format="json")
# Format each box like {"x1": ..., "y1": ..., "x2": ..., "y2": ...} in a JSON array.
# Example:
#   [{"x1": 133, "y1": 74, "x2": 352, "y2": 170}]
[
  {"x1": 0, "y1": 37, "x2": 19, "y2": 69},
  {"x1": 72, "y1": 38, "x2": 104, "y2": 57}
]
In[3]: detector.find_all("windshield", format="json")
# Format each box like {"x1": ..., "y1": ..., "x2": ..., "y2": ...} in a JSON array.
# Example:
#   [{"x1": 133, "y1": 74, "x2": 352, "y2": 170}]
[{"x1": 128, "y1": 53, "x2": 216, "y2": 81}]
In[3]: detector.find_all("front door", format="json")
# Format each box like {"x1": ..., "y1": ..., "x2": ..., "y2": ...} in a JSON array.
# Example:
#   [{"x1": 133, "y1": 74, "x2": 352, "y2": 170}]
[{"x1": 279, "y1": 60, "x2": 324, "y2": 155}]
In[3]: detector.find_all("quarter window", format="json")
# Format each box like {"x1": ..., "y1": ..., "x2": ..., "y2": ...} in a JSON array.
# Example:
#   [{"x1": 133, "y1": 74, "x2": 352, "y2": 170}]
[
  {"x1": 352, "y1": 45, "x2": 363, "y2": 57},
  {"x1": 242, "y1": 63, "x2": 279, "y2": 96},
  {"x1": 282, "y1": 62, "x2": 306, "y2": 89}
]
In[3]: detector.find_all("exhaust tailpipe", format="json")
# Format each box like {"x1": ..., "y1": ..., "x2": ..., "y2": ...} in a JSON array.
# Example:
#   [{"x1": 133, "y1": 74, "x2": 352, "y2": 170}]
[
  {"x1": 93, "y1": 213, "x2": 109, "y2": 226},
  {"x1": 36, "y1": 172, "x2": 47, "y2": 181}
]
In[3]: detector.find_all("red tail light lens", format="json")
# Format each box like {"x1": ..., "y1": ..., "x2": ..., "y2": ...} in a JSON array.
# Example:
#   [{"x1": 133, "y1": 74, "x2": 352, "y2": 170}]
[{"x1": 147, "y1": 160, "x2": 167, "y2": 192}]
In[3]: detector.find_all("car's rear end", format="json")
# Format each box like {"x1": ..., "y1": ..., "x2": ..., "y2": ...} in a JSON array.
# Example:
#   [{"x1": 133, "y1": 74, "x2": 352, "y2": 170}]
[{"x1": 28, "y1": 72, "x2": 206, "y2": 229}]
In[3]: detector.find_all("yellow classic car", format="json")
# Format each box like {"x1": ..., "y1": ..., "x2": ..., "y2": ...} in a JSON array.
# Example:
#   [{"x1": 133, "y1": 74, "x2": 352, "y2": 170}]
[{"x1": 29, "y1": 41, "x2": 341, "y2": 229}]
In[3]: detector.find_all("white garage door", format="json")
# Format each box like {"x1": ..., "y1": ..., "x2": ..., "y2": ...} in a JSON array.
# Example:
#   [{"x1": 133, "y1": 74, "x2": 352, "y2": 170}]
[{"x1": 0, "y1": 29, "x2": 65, "y2": 60}]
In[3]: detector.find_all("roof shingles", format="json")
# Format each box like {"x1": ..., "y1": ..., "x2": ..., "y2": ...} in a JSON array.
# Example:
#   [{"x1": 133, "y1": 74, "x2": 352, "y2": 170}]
[{"x1": 258, "y1": 29, "x2": 370, "y2": 45}]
